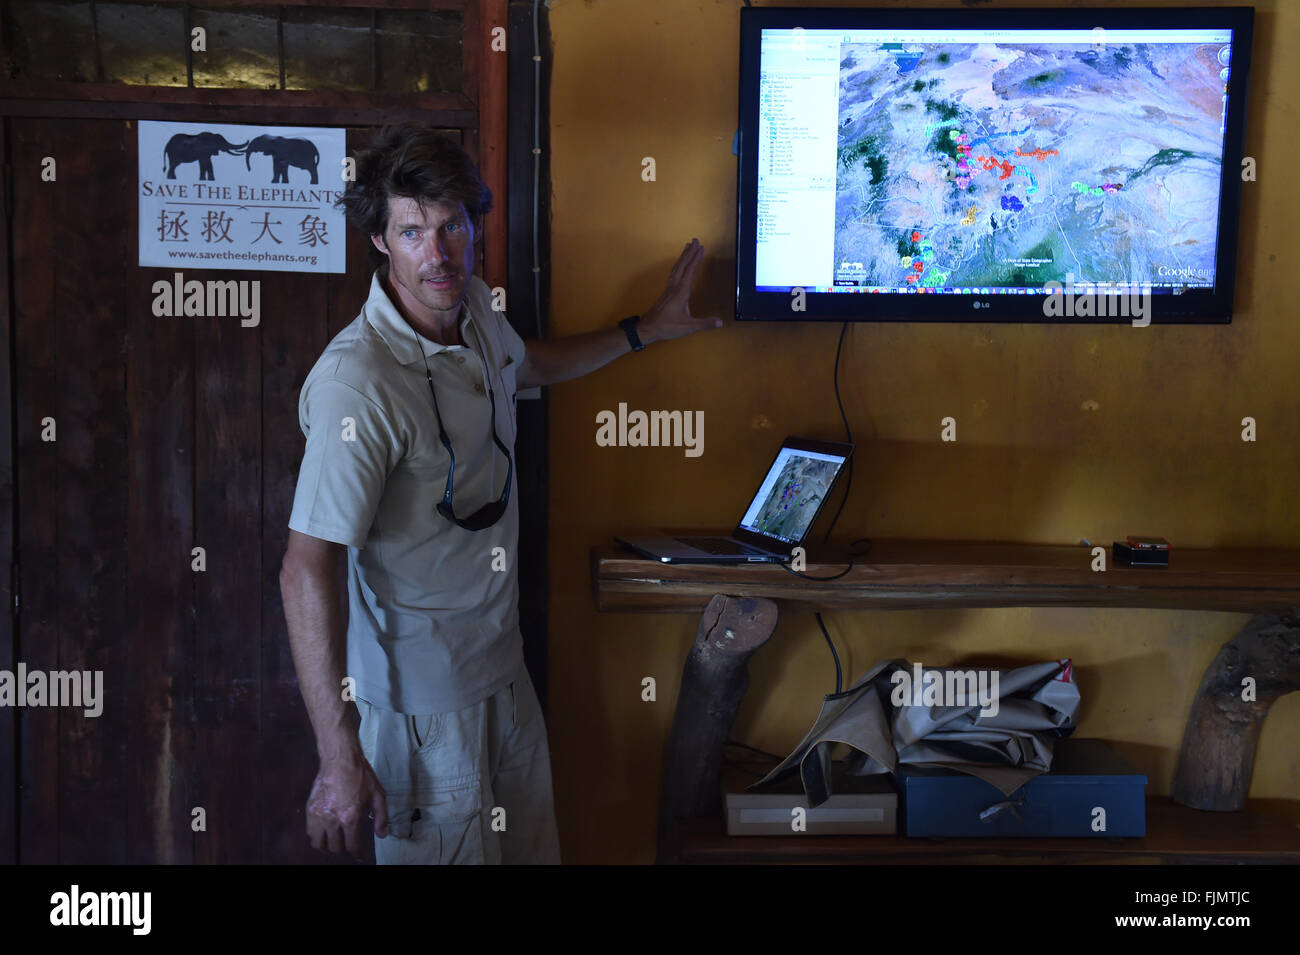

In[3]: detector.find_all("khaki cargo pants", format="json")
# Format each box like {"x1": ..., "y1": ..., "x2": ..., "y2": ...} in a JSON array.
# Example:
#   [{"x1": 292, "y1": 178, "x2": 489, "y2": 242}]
[{"x1": 356, "y1": 663, "x2": 561, "y2": 864}]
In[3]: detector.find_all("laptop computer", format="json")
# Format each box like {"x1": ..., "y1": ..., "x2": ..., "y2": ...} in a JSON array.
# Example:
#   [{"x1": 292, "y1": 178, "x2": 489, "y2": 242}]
[{"x1": 616, "y1": 436, "x2": 854, "y2": 563}]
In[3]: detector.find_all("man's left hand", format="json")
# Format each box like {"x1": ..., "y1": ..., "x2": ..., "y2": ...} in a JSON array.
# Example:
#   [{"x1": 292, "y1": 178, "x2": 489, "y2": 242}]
[{"x1": 638, "y1": 238, "x2": 724, "y2": 345}]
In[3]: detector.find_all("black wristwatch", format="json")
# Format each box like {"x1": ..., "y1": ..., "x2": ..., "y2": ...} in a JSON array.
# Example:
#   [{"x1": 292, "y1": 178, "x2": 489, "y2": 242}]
[{"x1": 619, "y1": 314, "x2": 645, "y2": 352}]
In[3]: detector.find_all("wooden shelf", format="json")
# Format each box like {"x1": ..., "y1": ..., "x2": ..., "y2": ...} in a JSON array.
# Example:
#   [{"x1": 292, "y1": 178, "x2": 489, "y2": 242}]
[
  {"x1": 673, "y1": 797, "x2": 1300, "y2": 864},
  {"x1": 593, "y1": 540, "x2": 1300, "y2": 613}
]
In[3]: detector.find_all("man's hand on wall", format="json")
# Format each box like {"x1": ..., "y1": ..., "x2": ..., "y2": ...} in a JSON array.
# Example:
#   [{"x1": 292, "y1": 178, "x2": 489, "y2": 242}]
[{"x1": 638, "y1": 238, "x2": 724, "y2": 344}]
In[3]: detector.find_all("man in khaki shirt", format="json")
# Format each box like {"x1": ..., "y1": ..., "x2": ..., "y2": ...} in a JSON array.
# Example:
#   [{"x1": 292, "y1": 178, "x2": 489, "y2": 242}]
[{"x1": 279, "y1": 123, "x2": 719, "y2": 863}]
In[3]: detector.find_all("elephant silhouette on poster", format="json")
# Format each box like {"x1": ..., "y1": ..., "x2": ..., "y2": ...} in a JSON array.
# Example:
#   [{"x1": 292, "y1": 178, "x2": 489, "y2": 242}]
[
  {"x1": 245, "y1": 135, "x2": 321, "y2": 184},
  {"x1": 162, "y1": 132, "x2": 248, "y2": 180}
]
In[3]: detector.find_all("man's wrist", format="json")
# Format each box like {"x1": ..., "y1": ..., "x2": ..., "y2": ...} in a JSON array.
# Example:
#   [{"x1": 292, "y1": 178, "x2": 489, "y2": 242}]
[
  {"x1": 318, "y1": 735, "x2": 364, "y2": 763},
  {"x1": 619, "y1": 314, "x2": 648, "y2": 351},
  {"x1": 316, "y1": 710, "x2": 362, "y2": 762}
]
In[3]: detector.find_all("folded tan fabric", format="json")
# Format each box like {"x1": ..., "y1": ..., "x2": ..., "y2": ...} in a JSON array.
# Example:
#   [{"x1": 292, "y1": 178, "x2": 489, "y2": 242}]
[{"x1": 753, "y1": 658, "x2": 1079, "y2": 804}]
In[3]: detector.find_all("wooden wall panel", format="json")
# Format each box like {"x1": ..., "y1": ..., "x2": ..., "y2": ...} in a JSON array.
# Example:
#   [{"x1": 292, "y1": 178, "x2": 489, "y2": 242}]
[
  {"x1": 56, "y1": 119, "x2": 131, "y2": 865},
  {"x1": 124, "y1": 151, "x2": 195, "y2": 864},
  {"x1": 12, "y1": 119, "x2": 134, "y2": 863},
  {"x1": 193, "y1": 267, "x2": 263, "y2": 863},
  {"x1": 12, "y1": 119, "x2": 63, "y2": 865}
]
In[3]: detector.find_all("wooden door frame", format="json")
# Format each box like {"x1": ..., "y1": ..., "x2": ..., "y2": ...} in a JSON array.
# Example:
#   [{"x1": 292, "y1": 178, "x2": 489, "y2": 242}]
[{"x1": 0, "y1": 112, "x2": 14, "y2": 867}]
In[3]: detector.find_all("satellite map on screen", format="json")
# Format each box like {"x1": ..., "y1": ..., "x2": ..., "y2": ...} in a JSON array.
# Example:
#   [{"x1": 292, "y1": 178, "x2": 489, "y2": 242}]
[
  {"x1": 834, "y1": 41, "x2": 1229, "y2": 289},
  {"x1": 750, "y1": 454, "x2": 840, "y2": 540}
]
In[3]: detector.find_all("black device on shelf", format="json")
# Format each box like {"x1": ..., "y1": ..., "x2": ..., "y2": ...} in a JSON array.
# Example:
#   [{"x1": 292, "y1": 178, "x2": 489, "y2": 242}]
[{"x1": 1115, "y1": 535, "x2": 1171, "y2": 567}]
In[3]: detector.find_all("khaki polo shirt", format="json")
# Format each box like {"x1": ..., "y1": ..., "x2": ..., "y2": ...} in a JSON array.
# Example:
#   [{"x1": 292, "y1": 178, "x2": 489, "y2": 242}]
[{"x1": 288, "y1": 269, "x2": 526, "y2": 714}]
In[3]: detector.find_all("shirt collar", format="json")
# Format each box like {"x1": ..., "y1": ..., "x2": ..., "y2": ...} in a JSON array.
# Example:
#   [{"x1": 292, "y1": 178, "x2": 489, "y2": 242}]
[{"x1": 363, "y1": 268, "x2": 477, "y2": 367}]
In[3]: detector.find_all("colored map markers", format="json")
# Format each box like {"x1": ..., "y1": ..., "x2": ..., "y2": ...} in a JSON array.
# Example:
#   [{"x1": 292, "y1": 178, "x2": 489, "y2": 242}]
[{"x1": 1072, "y1": 180, "x2": 1124, "y2": 196}]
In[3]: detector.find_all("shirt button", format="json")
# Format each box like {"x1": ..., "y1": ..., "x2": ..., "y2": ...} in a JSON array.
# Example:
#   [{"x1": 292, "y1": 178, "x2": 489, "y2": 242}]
[
  {"x1": 457, "y1": 356, "x2": 466, "y2": 364},
  {"x1": 475, "y1": 383, "x2": 484, "y2": 394}
]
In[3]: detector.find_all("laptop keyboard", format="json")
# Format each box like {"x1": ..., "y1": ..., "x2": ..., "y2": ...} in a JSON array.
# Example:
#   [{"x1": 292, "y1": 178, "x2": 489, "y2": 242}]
[{"x1": 687, "y1": 537, "x2": 758, "y2": 556}]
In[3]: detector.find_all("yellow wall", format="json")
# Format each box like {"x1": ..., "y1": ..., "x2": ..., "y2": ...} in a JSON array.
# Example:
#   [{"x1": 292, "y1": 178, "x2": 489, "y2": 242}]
[{"x1": 545, "y1": 0, "x2": 1299, "y2": 863}]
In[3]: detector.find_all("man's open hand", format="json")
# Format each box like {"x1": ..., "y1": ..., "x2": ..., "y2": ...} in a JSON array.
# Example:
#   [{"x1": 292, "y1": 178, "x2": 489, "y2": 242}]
[
  {"x1": 306, "y1": 749, "x2": 389, "y2": 855},
  {"x1": 638, "y1": 238, "x2": 724, "y2": 345}
]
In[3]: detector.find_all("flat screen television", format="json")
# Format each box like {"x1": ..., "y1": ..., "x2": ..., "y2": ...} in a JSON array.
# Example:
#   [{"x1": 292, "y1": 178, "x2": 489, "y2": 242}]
[{"x1": 735, "y1": 6, "x2": 1254, "y2": 323}]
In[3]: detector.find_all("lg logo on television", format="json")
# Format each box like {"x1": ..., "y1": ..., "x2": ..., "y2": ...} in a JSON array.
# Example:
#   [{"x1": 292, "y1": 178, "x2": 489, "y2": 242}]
[{"x1": 972, "y1": 301, "x2": 989, "y2": 309}]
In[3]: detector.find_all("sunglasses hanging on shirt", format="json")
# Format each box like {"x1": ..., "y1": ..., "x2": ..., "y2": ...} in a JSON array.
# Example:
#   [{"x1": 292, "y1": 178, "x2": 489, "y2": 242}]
[{"x1": 415, "y1": 322, "x2": 514, "y2": 531}]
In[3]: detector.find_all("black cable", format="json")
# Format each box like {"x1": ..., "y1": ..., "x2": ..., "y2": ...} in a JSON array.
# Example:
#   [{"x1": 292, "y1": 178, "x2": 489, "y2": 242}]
[
  {"x1": 822, "y1": 322, "x2": 853, "y2": 544},
  {"x1": 779, "y1": 558, "x2": 854, "y2": 581},
  {"x1": 777, "y1": 537, "x2": 871, "y2": 582},
  {"x1": 815, "y1": 612, "x2": 843, "y2": 694},
  {"x1": 778, "y1": 538, "x2": 874, "y2": 693},
  {"x1": 796, "y1": 323, "x2": 862, "y2": 698}
]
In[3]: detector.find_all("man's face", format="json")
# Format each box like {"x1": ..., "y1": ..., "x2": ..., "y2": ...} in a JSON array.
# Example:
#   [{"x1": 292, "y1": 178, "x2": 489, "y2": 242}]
[{"x1": 372, "y1": 196, "x2": 476, "y2": 322}]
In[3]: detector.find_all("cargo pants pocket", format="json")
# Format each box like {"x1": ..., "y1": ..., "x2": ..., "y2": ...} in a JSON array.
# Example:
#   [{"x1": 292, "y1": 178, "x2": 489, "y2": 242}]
[
  {"x1": 359, "y1": 695, "x2": 495, "y2": 864},
  {"x1": 380, "y1": 781, "x2": 484, "y2": 865}
]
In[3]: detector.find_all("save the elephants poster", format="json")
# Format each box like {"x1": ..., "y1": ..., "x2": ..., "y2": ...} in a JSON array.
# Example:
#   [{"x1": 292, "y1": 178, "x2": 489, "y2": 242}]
[{"x1": 138, "y1": 120, "x2": 347, "y2": 274}]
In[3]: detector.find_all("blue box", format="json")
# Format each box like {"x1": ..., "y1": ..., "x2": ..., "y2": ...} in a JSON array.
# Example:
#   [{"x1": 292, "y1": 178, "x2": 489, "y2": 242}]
[{"x1": 898, "y1": 739, "x2": 1147, "y2": 837}]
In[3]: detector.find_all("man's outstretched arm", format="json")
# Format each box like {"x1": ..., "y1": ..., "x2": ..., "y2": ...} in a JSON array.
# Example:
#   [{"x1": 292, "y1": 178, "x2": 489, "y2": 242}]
[{"x1": 516, "y1": 238, "x2": 722, "y2": 390}]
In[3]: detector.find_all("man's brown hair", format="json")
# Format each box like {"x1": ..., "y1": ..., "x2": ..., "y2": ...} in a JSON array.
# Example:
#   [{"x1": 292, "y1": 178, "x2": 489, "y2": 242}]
[{"x1": 335, "y1": 123, "x2": 493, "y2": 269}]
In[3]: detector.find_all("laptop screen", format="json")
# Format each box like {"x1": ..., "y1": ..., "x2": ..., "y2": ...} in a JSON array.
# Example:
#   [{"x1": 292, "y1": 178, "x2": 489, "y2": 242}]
[{"x1": 738, "y1": 444, "x2": 850, "y2": 545}]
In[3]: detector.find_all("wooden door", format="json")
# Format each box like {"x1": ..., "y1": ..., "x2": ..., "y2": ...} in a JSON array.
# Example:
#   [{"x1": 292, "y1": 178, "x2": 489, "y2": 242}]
[{"x1": 8, "y1": 115, "x2": 381, "y2": 863}]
